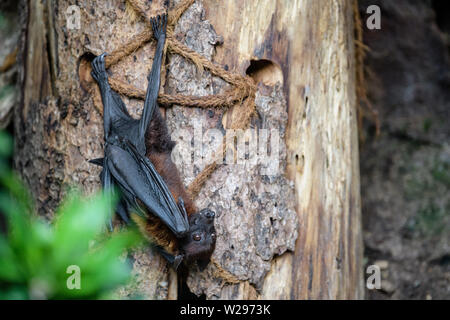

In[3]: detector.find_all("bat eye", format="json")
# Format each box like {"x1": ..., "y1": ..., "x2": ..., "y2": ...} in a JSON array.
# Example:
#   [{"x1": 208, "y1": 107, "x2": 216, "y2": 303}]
[
  {"x1": 192, "y1": 233, "x2": 202, "y2": 241},
  {"x1": 211, "y1": 233, "x2": 216, "y2": 240}
]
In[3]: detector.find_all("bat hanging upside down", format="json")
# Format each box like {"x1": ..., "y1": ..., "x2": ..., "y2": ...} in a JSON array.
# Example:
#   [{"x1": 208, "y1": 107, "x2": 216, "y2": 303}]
[{"x1": 89, "y1": 13, "x2": 216, "y2": 270}]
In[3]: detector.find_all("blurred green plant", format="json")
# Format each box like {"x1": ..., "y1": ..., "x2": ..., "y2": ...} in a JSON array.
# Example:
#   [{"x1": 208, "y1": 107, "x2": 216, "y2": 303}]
[
  {"x1": 0, "y1": 131, "x2": 142, "y2": 299},
  {"x1": 431, "y1": 159, "x2": 450, "y2": 188},
  {"x1": 0, "y1": 85, "x2": 14, "y2": 100},
  {"x1": 0, "y1": 12, "x2": 6, "y2": 31},
  {"x1": 404, "y1": 201, "x2": 447, "y2": 237}
]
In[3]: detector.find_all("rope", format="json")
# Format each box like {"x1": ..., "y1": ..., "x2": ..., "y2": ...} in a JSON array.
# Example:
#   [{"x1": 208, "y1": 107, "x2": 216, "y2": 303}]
[
  {"x1": 90, "y1": 0, "x2": 257, "y2": 287},
  {"x1": 91, "y1": 0, "x2": 257, "y2": 197}
]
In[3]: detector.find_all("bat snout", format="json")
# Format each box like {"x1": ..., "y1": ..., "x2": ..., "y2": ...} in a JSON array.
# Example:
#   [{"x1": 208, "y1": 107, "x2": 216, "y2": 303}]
[{"x1": 200, "y1": 208, "x2": 215, "y2": 221}]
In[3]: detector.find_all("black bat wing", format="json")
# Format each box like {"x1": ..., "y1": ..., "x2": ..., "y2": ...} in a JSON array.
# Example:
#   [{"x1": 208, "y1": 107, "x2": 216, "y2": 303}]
[
  {"x1": 90, "y1": 13, "x2": 185, "y2": 237},
  {"x1": 104, "y1": 139, "x2": 189, "y2": 238}
]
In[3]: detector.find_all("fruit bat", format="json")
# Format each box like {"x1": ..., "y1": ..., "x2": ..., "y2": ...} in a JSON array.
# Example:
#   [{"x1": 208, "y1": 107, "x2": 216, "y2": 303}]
[{"x1": 89, "y1": 13, "x2": 216, "y2": 270}]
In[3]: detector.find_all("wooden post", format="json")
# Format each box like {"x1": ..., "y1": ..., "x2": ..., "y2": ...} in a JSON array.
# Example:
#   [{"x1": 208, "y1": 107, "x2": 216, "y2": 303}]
[
  {"x1": 17, "y1": 0, "x2": 363, "y2": 299},
  {"x1": 201, "y1": 0, "x2": 364, "y2": 300}
]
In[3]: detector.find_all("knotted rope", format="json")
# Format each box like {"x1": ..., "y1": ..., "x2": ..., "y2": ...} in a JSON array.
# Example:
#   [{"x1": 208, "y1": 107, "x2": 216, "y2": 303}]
[{"x1": 92, "y1": 0, "x2": 257, "y2": 198}]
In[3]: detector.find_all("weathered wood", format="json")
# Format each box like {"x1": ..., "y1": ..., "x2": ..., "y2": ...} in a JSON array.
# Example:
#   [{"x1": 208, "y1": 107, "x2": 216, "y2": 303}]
[
  {"x1": 17, "y1": 0, "x2": 363, "y2": 299},
  {"x1": 17, "y1": 0, "x2": 171, "y2": 299},
  {"x1": 199, "y1": 0, "x2": 364, "y2": 299}
]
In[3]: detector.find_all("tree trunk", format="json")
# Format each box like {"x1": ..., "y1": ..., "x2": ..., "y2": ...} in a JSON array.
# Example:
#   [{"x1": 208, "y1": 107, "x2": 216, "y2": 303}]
[{"x1": 16, "y1": 0, "x2": 363, "y2": 299}]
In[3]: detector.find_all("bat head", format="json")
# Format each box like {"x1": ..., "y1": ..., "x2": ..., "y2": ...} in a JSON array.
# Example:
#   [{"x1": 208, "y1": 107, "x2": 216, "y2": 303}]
[{"x1": 179, "y1": 208, "x2": 216, "y2": 270}]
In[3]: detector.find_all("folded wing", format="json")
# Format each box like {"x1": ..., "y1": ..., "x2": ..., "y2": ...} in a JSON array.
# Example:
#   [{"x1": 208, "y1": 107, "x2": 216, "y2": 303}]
[{"x1": 105, "y1": 140, "x2": 189, "y2": 238}]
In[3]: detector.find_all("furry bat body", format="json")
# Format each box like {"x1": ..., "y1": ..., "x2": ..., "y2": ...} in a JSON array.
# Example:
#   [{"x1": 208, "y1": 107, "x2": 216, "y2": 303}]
[{"x1": 90, "y1": 13, "x2": 216, "y2": 270}]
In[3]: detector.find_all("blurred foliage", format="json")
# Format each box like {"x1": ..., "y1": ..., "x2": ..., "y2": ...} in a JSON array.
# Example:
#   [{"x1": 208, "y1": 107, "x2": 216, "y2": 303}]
[
  {"x1": 0, "y1": 85, "x2": 14, "y2": 100},
  {"x1": 403, "y1": 155, "x2": 450, "y2": 237},
  {"x1": 0, "y1": 12, "x2": 6, "y2": 30},
  {"x1": 431, "y1": 159, "x2": 450, "y2": 189},
  {"x1": 0, "y1": 131, "x2": 143, "y2": 299}
]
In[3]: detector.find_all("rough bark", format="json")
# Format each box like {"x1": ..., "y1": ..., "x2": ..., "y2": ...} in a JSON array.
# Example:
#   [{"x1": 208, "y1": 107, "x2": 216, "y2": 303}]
[
  {"x1": 199, "y1": 0, "x2": 364, "y2": 300},
  {"x1": 0, "y1": 2, "x2": 19, "y2": 129},
  {"x1": 16, "y1": 0, "x2": 363, "y2": 299}
]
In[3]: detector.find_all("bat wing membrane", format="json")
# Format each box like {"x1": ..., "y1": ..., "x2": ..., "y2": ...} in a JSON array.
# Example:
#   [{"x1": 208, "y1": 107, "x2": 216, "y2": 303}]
[{"x1": 105, "y1": 141, "x2": 189, "y2": 237}]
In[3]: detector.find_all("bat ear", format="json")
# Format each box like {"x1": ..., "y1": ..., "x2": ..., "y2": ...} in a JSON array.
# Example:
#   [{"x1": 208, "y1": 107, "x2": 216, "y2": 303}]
[
  {"x1": 197, "y1": 258, "x2": 210, "y2": 272},
  {"x1": 89, "y1": 158, "x2": 104, "y2": 166}
]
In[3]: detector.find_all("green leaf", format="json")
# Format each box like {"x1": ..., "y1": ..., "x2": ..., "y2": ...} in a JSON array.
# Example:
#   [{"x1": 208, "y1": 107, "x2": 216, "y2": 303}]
[
  {"x1": 0, "y1": 130, "x2": 13, "y2": 157},
  {"x1": 0, "y1": 159, "x2": 141, "y2": 299},
  {"x1": 0, "y1": 235, "x2": 23, "y2": 282}
]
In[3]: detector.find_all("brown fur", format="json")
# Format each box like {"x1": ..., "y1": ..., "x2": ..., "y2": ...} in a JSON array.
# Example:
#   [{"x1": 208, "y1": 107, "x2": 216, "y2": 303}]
[
  {"x1": 131, "y1": 212, "x2": 178, "y2": 253},
  {"x1": 140, "y1": 106, "x2": 197, "y2": 254}
]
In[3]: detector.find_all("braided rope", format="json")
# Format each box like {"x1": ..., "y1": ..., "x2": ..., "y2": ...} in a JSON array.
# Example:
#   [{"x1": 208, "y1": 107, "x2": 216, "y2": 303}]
[
  {"x1": 92, "y1": 0, "x2": 256, "y2": 197},
  {"x1": 89, "y1": 0, "x2": 257, "y2": 287}
]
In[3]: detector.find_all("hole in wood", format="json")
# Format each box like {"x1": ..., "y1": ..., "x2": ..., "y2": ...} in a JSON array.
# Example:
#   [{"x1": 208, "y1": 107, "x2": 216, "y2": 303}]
[
  {"x1": 78, "y1": 52, "x2": 96, "y2": 92},
  {"x1": 245, "y1": 59, "x2": 283, "y2": 86}
]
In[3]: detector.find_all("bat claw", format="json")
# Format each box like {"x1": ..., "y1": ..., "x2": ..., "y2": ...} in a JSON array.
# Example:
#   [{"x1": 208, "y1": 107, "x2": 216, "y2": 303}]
[
  {"x1": 89, "y1": 158, "x2": 104, "y2": 167},
  {"x1": 150, "y1": 13, "x2": 167, "y2": 41},
  {"x1": 173, "y1": 254, "x2": 184, "y2": 270},
  {"x1": 156, "y1": 246, "x2": 184, "y2": 270},
  {"x1": 177, "y1": 197, "x2": 188, "y2": 222},
  {"x1": 91, "y1": 52, "x2": 109, "y2": 84}
]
